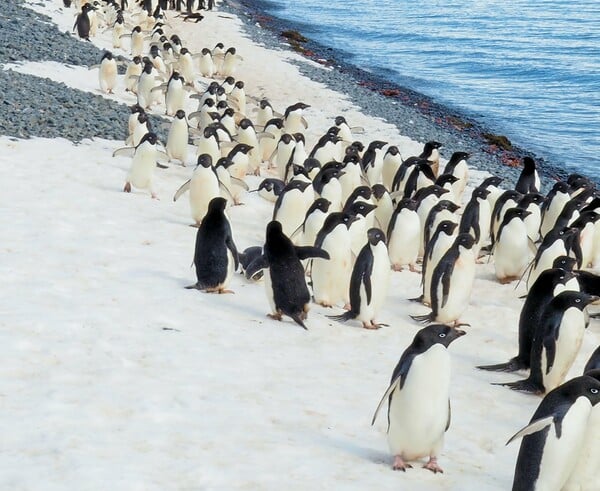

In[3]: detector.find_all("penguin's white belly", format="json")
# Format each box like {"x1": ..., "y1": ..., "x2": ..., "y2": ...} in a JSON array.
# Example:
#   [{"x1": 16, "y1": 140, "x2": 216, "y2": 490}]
[
  {"x1": 179, "y1": 57, "x2": 195, "y2": 83},
  {"x1": 131, "y1": 34, "x2": 144, "y2": 57},
  {"x1": 357, "y1": 242, "x2": 390, "y2": 321},
  {"x1": 199, "y1": 56, "x2": 214, "y2": 77},
  {"x1": 137, "y1": 75, "x2": 156, "y2": 108},
  {"x1": 562, "y1": 405, "x2": 600, "y2": 491},
  {"x1": 529, "y1": 241, "x2": 567, "y2": 289},
  {"x1": 125, "y1": 66, "x2": 141, "y2": 92},
  {"x1": 320, "y1": 182, "x2": 342, "y2": 213},
  {"x1": 579, "y1": 223, "x2": 595, "y2": 268},
  {"x1": 525, "y1": 207, "x2": 542, "y2": 241},
  {"x1": 541, "y1": 196, "x2": 569, "y2": 237},
  {"x1": 99, "y1": 62, "x2": 117, "y2": 92},
  {"x1": 284, "y1": 114, "x2": 303, "y2": 134},
  {"x1": 166, "y1": 121, "x2": 189, "y2": 163},
  {"x1": 166, "y1": 85, "x2": 186, "y2": 116},
  {"x1": 495, "y1": 221, "x2": 530, "y2": 279},
  {"x1": 196, "y1": 139, "x2": 220, "y2": 163},
  {"x1": 312, "y1": 228, "x2": 352, "y2": 306},
  {"x1": 535, "y1": 397, "x2": 591, "y2": 491},
  {"x1": 128, "y1": 147, "x2": 156, "y2": 189},
  {"x1": 388, "y1": 211, "x2": 420, "y2": 268},
  {"x1": 375, "y1": 197, "x2": 393, "y2": 233},
  {"x1": 275, "y1": 192, "x2": 307, "y2": 237},
  {"x1": 541, "y1": 308, "x2": 585, "y2": 391},
  {"x1": 190, "y1": 174, "x2": 220, "y2": 223},
  {"x1": 436, "y1": 249, "x2": 475, "y2": 323},
  {"x1": 350, "y1": 218, "x2": 369, "y2": 257},
  {"x1": 339, "y1": 167, "x2": 362, "y2": 202},
  {"x1": 388, "y1": 346, "x2": 451, "y2": 459},
  {"x1": 300, "y1": 212, "x2": 327, "y2": 247}
]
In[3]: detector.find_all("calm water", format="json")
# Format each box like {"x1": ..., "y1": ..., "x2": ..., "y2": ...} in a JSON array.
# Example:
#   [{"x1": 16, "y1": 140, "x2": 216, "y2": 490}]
[{"x1": 260, "y1": 0, "x2": 600, "y2": 179}]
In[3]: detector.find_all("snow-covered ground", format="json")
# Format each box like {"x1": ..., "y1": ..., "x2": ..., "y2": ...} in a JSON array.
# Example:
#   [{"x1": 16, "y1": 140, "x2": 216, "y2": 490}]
[{"x1": 1, "y1": 1, "x2": 598, "y2": 489}]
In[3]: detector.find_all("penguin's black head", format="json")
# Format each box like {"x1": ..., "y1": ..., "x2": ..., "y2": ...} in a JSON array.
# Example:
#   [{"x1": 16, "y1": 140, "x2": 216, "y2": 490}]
[
  {"x1": 232, "y1": 143, "x2": 253, "y2": 155},
  {"x1": 175, "y1": 109, "x2": 186, "y2": 120},
  {"x1": 472, "y1": 187, "x2": 491, "y2": 200},
  {"x1": 438, "y1": 220, "x2": 458, "y2": 235},
  {"x1": 397, "y1": 198, "x2": 418, "y2": 212},
  {"x1": 214, "y1": 42, "x2": 225, "y2": 50},
  {"x1": 415, "y1": 185, "x2": 449, "y2": 201},
  {"x1": 203, "y1": 126, "x2": 218, "y2": 139},
  {"x1": 159, "y1": 35, "x2": 168, "y2": 44},
  {"x1": 456, "y1": 233, "x2": 476, "y2": 249},
  {"x1": 258, "y1": 180, "x2": 274, "y2": 192},
  {"x1": 265, "y1": 118, "x2": 284, "y2": 130},
  {"x1": 552, "y1": 255, "x2": 577, "y2": 271},
  {"x1": 140, "y1": 132, "x2": 158, "y2": 146},
  {"x1": 312, "y1": 198, "x2": 331, "y2": 213},
  {"x1": 504, "y1": 207, "x2": 531, "y2": 221},
  {"x1": 347, "y1": 186, "x2": 372, "y2": 203},
  {"x1": 343, "y1": 153, "x2": 361, "y2": 165},
  {"x1": 450, "y1": 151, "x2": 470, "y2": 162},
  {"x1": 226, "y1": 47, "x2": 237, "y2": 55},
  {"x1": 201, "y1": 47, "x2": 211, "y2": 55},
  {"x1": 415, "y1": 324, "x2": 466, "y2": 349},
  {"x1": 557, "y1": 375, "x2": 600, "y2": 406},
  {"x1": 371, "y1": 184, "x2": 387, "y2": 200},
  {"x1": 437, "y1": 199, "x2": 460, "y2": 213},
  {"x1": 291, "y1": 165, "x2": 309, "y2": 179},
  {"x1": 478, "y1": 176, "x2": 502, "y2": 189},
  {"x1": 223, "y1": 76, "x2": 235, "y2": 86},
  {"x1": 239, "y1": 119, "x2": 253, "y2": 130},
  {"x1": 196, "y1": 154, "x2": 213, "y2": 168},
  {"x1": 163, "y1": 42, "x2": 172, "y2": 51},
  {"x1": 386, "y1": 145, "x2": 400, "y2": 157},
  {"x1": 286, "y1": 180, "x2": 311, "y2": 192},
  {"x1": 142, "y1": 61, "x2": 154, "y2": 74},
  {"x1": 137, "y1": 112, "x2": 149, "y2": 124},
  {"x1": 326, "y1": 126, "x2": 341, "y2": 137},
  {"x1": 334, "y1": 116, "x2": 347, "y2": 126},
  {"x1": 436, "y1": 174, "x2": 459, "y2": 186},
  {"x1": 293, "y1": 133, "x2": 305, "y2": 144},
  {"x1": 367, "y1": 228, "x2": 386, "y2": 246},
  {"x1": 150, "y1": 45, "x2": 160, "y2": 57},
  {"x1": 425, "y1": 140, "x2": 443, "y2": 151},
  {"x1": 133, "y1": 25, "x2": 142, "y2": 33},
  {"x1": 216, "y1": 157, "x2": 234, "y2": 169},
  {"x1": 303, "y1": 158, "x2": 321, "y2": 173},
  {"x1": 520, "y1": 192, "x2": 546, "y2": 207},
  {"x1": 203, "y1": 98, "x2": 215, "y2": 108},
  {"x1": 557, "y1": 290, "x2": 600, "y2": 311},
  {"x1": 221, "y1": 107, "x2": 235, "y2": 117},
  {"x1": 349, "y1": 141, "x2": 365, "y2": 153},
  {"x1": 280, "y1": 134, "x2": 294, "y2": 145},
  {"x1": 171, "y1": 34, "x2": 182, "y2": 45},
  {"x1": 369, "y1": 140, "x2": 387, "y2": 150},
  {"x1": 523, "y1": 156, "x2": 537, "y2": 171},
  {"x1": 259, "y1": 99, "x2": 272, "y2": 109},
  {"x1": 101, "y1": 51, "x2": 114, "y2": 61},
  {"x1": 267, "y1": 220, "x2": 284, "y2": 238},
  {"x1": 171, "y1": 71, "x2": 183, "y2": 82},
  {"x1": 216, "y1": 87, "x2": 226, "y2": 97},
  {"x1": 207, "y1": 196, "x2": 227, "y2": 214},
  {"x1": 235, "y1": 81, "x2": 245, "y2": 89},
  {"x1": 130, "y1": 103, "x2": 144, "y2": 115},
  {"x1": 132, "y1": 56, "x2": 142, "y2": 65},
  {"x1": 153, "y1": 28, "x2": 164, "y2": 37}
]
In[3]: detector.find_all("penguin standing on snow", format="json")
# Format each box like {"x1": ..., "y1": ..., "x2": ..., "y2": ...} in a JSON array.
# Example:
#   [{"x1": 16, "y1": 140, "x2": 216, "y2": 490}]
[
  {"x1": 515, "y1": 156, "x2": 541, "y2": 194},
  {"x1": 329, "y1": 228, "x2": 391, "y2": 329},
  {"x1": 371, "y1": 324, "x2": 466, "y2": 473},
  {"x1": 245, "y1": 221, "x2": 329, "y2": 329},
  {"x1": 500, "y1": 291, "x2": 599, "y2": 394},
  {"x1": 74, "y1": 3, "x2": 94, "y2": 40},
  {"x1": 493, "y1": 208, "x2": 534, "y2": 284},
  {"x1": 185, "y1": 197, "x2": 238, "y2": 294},
  {"x1": 508, "y1": 376, "x2": 600, "y2": 491}
]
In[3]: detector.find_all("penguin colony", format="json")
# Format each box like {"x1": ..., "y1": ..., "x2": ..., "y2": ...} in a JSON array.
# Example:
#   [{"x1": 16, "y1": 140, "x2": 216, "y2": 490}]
[{"x1": 65, "y1": 0, "x2": 599, "y2": 487}]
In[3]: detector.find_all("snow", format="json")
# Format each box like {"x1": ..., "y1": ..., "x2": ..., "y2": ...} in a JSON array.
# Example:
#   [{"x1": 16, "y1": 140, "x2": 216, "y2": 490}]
[{"x1": 1, "y1": 1, "x2": 598, "y2": 490}]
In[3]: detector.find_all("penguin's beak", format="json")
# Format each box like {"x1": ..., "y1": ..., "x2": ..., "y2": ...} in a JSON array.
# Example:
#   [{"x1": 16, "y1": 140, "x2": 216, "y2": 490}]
[
  {"x1": 588, "y1": 295, "x2": 600, "y2": 305},
  {"x1": 454, "y1": 328, "x2": 467, "y2": 337}
]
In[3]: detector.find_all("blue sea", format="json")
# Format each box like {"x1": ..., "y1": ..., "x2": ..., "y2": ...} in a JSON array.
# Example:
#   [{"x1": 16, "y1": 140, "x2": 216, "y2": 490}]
[{"x1": 256, "y1": 0, "x2": 600, "y2": 180}]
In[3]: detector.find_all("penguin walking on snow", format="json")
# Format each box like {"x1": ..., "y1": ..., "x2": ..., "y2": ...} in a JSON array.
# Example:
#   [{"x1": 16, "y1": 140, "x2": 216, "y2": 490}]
[
  {"x1": 371, "y1": 324, "x2": 466, "y2": 473},
  {"x1": 185, "y1": 197, "x2": 238, "y2": 293},
  {"x1": 508, "y1": 376, "x2": 600, "y2": 491},
  {"x1": 329, "y1": 228, "x2": 391, "y2": 329},
  {"x1": 245, "y1": 221, "x2": 329, "y2": 329}
]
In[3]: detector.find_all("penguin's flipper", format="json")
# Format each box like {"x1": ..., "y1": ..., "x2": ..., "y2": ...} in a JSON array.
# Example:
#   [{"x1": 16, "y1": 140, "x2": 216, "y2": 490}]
[
  {"x1": 505, "y1": 416, "x2": 554, "y2": 445},
  {"x1": 371, "y1": 376, "x2": 401, "y2": 426},
  {"x1": 257, "y1": 132, "x2": 276, "y2": 139},
  {"x1": 446, "y1": 400, "x2": 451, "y2": 431},
  {"x1": 188, "y1": 110, "x2": 202, "y2": 121},
  {"x1": 156, "y1": 162, "x2": 169, "y2": 169},
  {"x1": 527, "y1": 237, "x2": 538, "y2": 256},
  {"x1": 350, "y1": 126, "x2": 365, "y2": 134},
  {"x1": 245, "y1": 255, "x2": 269, "y2": 280},
  {"x1": 173, "y1": 179, "x2": 191, "y2": 201},
  {"x1": 301, "y1": 116, "x2": 309, "y2": 129},
  {"x1": 294, "y1": 246, "x2": 330, "y2": 261},
  {"x1": 151, "y1": 83, "x2": 167, "y2": 93},
  {"x1": 88, "y1": 64, "x2": 101, "y2": 70},
  {"x1": 230, "y1": 176, "x2": 250, "y2": 191},
  {"x1": 226, "y1": 235, "x2": 239, "y2": 270},
  {"x1": 477, "y1": 358, "x2": 526, "y2": 373},
  {"x1": 112, "y1": 146, "x2": 135, "y2": 158}
]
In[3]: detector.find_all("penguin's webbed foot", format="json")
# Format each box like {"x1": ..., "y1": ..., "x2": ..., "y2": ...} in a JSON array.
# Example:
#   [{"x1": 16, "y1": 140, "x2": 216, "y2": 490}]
[
  {"x1": 408, "y1": 264, "x2": 420, "y2": 273},
  {"x1": 392, "y1": 456, "x2": 412, "y2": 472},
  {"x1": 267, "y1": 312, "x2": 282, "y2": 321},
  {"x1": 151, "y1": 192, "x2": 159, "y2": 200},
  {"x1": 123, "y1": 182, "x2": 132, "y2": 193},
  {"x1": 423, "y1": 457, "x2": 443, "y2": 474},
  {"x1": 392, "y1": 264, "x2": 403, "y2": 272}
]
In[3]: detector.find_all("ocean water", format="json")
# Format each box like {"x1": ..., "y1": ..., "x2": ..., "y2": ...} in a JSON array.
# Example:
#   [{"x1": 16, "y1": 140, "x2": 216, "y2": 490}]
[{"x1": 257, "y1": 0, "x2": 600, "y2": 180}]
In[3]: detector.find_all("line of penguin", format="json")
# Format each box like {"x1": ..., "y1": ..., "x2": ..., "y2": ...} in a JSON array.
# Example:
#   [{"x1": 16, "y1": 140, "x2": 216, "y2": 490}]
[{"x1": 66, "y1": 0, "x2": 600, "y2": 487}]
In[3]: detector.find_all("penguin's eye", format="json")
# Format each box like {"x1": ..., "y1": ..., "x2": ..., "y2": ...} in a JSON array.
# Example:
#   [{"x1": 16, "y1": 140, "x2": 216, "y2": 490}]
[
  {"x1": 591, "y1": 388, "x2": 599, "y2": 394},
  {"x1": 575, "y1": 298, "x2": 581, "y2": 303},
  {"x1": 559, "y1": 275, "x2": 565, "y2": 280},
  {"x1": 438, "y1": 333, "x2": 446, "y2": 338}
]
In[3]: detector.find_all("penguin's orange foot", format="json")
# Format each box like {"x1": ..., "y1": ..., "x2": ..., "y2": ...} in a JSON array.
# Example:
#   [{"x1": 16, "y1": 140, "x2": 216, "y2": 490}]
[
  {"x1": 392, "y1": 456, "x2": 412, "y2": 471},
  {"x1": 317, "y1": 301, "x2": 332, "y2": 308},
  {"x1": 363, "y1": 321, "x2": 387, "y2": 330},
  {"x1": 408, "y1": 264, "x2": 420, "y2": 273},
  {"x1": 343, "y1": 303, "x2": 351, "y2": 311},
  {"x1": 151, "y1": 192, "x2": 159, "y2": 200},
  {"x1": 123, "y1": 182, "x2": 132, "y2": 193},
  {"x1": 267, "y1": 312, "x2": 282, "y2": 321},
  {"x1": 423, "y1": 457, "x2": 443, "y2": 474},
  {"x1": 392, "y1": 264, "x2": 403, "y2": 272},
  {"x1": 218, "y1": 289, "x2": 235, "y2": 294}
]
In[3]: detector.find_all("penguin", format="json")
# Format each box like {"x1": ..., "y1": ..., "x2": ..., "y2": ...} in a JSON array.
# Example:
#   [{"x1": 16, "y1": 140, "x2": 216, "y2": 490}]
[
  {"x1": 507, "y1": 375, "x2": 600, "y2": 491},
  {"x1": 219, "y1": 107, "x2": 237, "y2": 137},
  {"x1": 129, "y1": 26, "x2": 146, "y2": 57},
  {"x1": 422, "y1": 200, "x2": 460, "y2": 257},
  {"x1": 111, "y1": 10, "x2": 126, "y2": 49},
  {"x1": 333, "y1": 115, "x2": 363, "y2": 144},
  {"x1": 372, "y1": 184, "x2": 394, "y2": 233},
  {"x1": 414, "y1": 186, "x2": 451, "y2": 246},
  {"x1": 226, "y1": 143, "x2": 253, "y2": 180},
  {"x1": 500, "y1": 291, "x2": 599, "y2": 394},
  {"x1": 478, "y1": 266, "x2": 579, "y2": 373},
  {"x1": 177, "y1": 47, "x2": 196, "y2": 85},
  {"x1": 442, "y1": 151, "x2": 470, "y2": 204},
  {"x1": 490, "y1": 190, "x2": 523, "y2": 245},
  {"x1": 245, "y1": 221, "x2": 329, "y2": 329},
  {"x1": 310, "y1": 130, "x2": 342, "y2": 167},
  {"x1": 118, "y1": 132, "x2": 167, "y2": 199},
  {"x1": 293, "y1": 197, "x2": 331, "y2": 246},
  {"x1": 173, "y1": 154, "x2": 221, "y2": 225},
  {"x1": 259, "y1": 117, "x2": 283, "y2": 163},
  {"x1": 458, "y1": 187, "x2": 491, "y2": 256},
  {"x1": 312, "y1": 166, "x2": 344, "y2": 213},
  {"x1": 73, "y1": 3, "x2": 94, "y2": 40},
  {"x1": 381, "y1": 146, "x2": 403, "y2": 191},
  {"x1": 584, "y1": 346, "x2": 600, "y2": 373},
  {"x1": 515, "y1": 156, "x2": 541, "y2": 194},
  {"x1": 273, "y1": 133, "x2": 296, "y2": 178},
  {"x1": 283, "y1": 102, "x2": 310, "y2": 134},
  {"x1": 420, "y1": 140, "x2": 443, "y2": 177},
  {"x1": 387, "y1": 198, "x2": 420, "y2": 272},
  {"x1": 371, "y1": 324, "x2": 466, "y2": 473},
  {"x1": 518, "y1": 192, "x2": 545, "y2": 242},
  {"x1": 479, "y1": 175, "x2": 504, "y2": 214},
  {"x1": 411, "y1": 233, "x2": 476, "y2": 326},
  {"x1": 291, "y1": 133, "x2": 308, "y2": 167},
  {"x1": 127, "y1": 103, "x2": 145, "y2": 138},
  {"x1": 256, "y1": 99, "x2": 278, "y2": 128},
  {"x1": 249, "y1": 178, "x2": 285, "y2": 203},
  {"x1": 338, "y1": 154, "x2": 363, "y2": 201},
  {"x1": 347, "y1": 201, "x2": 378, "y2": 257},
  {"x1": 166, "y1": 109, "x2": 190, "y2": 164},
  {"x1": 272, "y1": 180, "x2": 313, "y2": 237},
  {"x1": 493, "y1": 208, "x2": 534, "y2": 284},
  {"x1": 311, "y1": 212, "x2": 356, "y2": 307},
  {"x1": 194, "y1": 125, "x2": 222, "y2": 164},
  {"x1": 361, "y1": 140, "x2": 388, "y2": 185},
  {"x1": 136, "y1": 60, "x2": 159, "y2": 109},
  {"x1": 402, "y1": 162, "x2": 436, "y2": 199},
  {"x1": 540, "y1": 181, "x2": 571, "y2": 238},
  {"x1": 198, "y1": 48, "x2": 215, "y2": 78},
  {"x1": 164, "y1": 71, "x2": 187, "y2": 116},
  {"x1": 214, "y1": 156, "x2": 249, "y2": 205},
  {"x1": 329, "y1": 228, "x2": 391, "y2": 329},
  {"x1": 221, "y1": 47, "x2": 243, "y2": 77},
  {"x1": 125, "y1": 56, "x2": 143, "y2": 93},
  {"x1": 419, "y1": 220, "x2": 459, "y2": 306},
  {"x1": 239, "y1": 246, "x2": 264, "y2": 281},
  {"x1": 127, "y1": 110, "x2": 151, "y2": 147},
  {"x1": 571, "y1": 211, "x2": 600, "y2": 268},
  {"x1": 229, "y1": 80, "x2": 246, "y2": 115},
  {"x1": 185, "y1": 197, "x2": 238, "y2": 293},
  {"x1": 236, "y1": 119, "x2": 262, "y2": 175},
  {"x1": 563, "y1": 368, "x2": 600, "y2": 491},
  {"x1": 98, "y1": 51, "x2": 117, "y2": 94}
]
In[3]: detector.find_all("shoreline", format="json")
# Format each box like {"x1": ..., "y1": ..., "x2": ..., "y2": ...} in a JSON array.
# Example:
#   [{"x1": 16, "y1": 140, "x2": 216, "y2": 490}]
[{"x1": 225, "y1": 0, "x2": 575, "y2": 187}]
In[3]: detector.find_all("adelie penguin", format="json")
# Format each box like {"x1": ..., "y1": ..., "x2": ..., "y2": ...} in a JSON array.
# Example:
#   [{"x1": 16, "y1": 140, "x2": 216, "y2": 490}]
[
  {"x1": 499, "y1": 290, "x2": 599, "y2": 394},
  {"x1": 329, "y1": 228, "x2": 391, "y2": 329},
  {"x1": 185, "y1": 197, "x2": 239, "y2": 294},
  {"x1": 493, "y1": 208, "x2": 535, "y2": 284},
  {"x1": 371, "y1": 324, "x2": 466, "y2": 473},
  {"x1": 515, "y1": 156, "x2": 541, "y2": 194},
  {"x1": 245, "y1": 221, "x2": 330, "y2": 329},
  {"x1": 73, "y1": 3, "x2": 95, "y2": 40},
  {"x1": 507, "y1": 376, "x2": 600, "y2": 491}
]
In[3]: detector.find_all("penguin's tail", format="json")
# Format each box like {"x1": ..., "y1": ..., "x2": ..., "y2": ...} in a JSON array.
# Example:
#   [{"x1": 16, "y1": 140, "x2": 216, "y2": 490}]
[
  {"x1": 410, "y1": 313, "x2": 433, "y2": 324},
  {"x1": 477, "y1": 357, "x2": 527, "y2": 373},
  {"x1": 290, "y1": 313, "x2": 308, "y2": 330},
  {"x1": 327, "y1": 311, "x2": 357, "y2": 323},
  {"x1": 492, "y1": 378, "x2": 543, "y2": 394}
]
